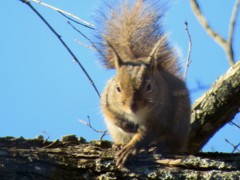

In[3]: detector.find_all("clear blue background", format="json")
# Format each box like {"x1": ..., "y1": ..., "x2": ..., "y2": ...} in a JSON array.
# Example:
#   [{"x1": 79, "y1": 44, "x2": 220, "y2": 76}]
[{"x1": 1, "y1": 0, "x2": 239, "y2": 152}]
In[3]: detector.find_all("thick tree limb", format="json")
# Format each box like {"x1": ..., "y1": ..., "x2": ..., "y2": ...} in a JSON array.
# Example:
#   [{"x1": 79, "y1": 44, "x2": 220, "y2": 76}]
[
  {"x1": 0, "y1": 136, "x2": 240, "y2": 179},
  {"x1": 188, "y1": 61, "x2": 240, "y2": 153}
]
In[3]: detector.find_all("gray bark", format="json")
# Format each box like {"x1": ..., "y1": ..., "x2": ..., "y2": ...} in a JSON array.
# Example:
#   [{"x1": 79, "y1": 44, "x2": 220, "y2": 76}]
[
  {"x1": 188, "y1": 61, "x2": 240, "y2": 153},
  {"x1": 0, "y1": 136, "x2": 239, "y2": 180}
]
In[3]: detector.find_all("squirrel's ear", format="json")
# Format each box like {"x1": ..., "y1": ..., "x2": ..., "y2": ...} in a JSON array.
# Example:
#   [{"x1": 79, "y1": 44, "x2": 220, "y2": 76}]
[
  {"x1": 105, "y1": 39, "x2": 123, "y2": 69},
  {"x1": 146, "y1": 36, "x2": 167, "y2": 71}
]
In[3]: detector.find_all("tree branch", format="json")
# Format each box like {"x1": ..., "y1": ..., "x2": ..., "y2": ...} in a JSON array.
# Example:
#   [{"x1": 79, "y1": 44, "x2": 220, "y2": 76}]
[
  {"x1": 189, "y1": 0, "x2": 227, "y2": 48},
  {"x1": 0, "y1": 136, "x2": 240, "y2": 179},
  {"x1": 31, "y1": 0, "x2": 94, "y2": 29},
  {"x1": 225, "y1": 139, "x2": 240, "y2": 153},
  {"x1": 190, "y1": 0, "x2": 238, "y2": 66},
  {"x1": 67, "y1": 21, "x2": 104, "y2": 57},
  {"x1": 227, "y1": 0, "x2": 240, "y2": 65},
  {"x1": 20, "y1": 0, "x2": 101, "y2": 98},
  {"x1": 79, "y1": 116, "x2": 108, "y2": 141},
  {"x1": 183, "y1": 21, "x2": 192, "y2": 81},
  {"x1": 188, "y1": 61, "x2": 240, "y2": 153}
]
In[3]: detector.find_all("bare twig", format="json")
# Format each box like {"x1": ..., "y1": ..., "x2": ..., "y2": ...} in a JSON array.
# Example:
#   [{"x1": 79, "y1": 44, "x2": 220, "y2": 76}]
[
  {"x1": 229, "y1": 120, "x2": 240, "y2": 129},
  {"x1": 31, "y1": 0, "x2": 94, "y2": 29},
  {"x1": 67, "y1": 21, "x2": 104, "y2": 57},
  {"x1": 41, "y1": 131, "x2": 50, "y2": 141},
  {"x1": 190, "y1": 0, "x2": 239, "y2": 66},
  {"x1": 58, "y1": 12, "x2": 94, "y2": 30},
  {"x1": 225, "y1": 139, "x2": 240, "y2": 153},
  {"x1": 79, "y1": 116, "x2": 108, "y2": 141},
  {"x1": 190, "y1": 80, "x2": 209, "y2": 93},
  {"x1": 20, "y1": 0, "x2": 100, "y2": 98},
  {"x1": 189, "y1": 0, "x2": 226, "y2": 48},
  {"x1": 183, "y1": 21, "x2": 192, "y2": 81},
  {"x1": 227, "y1": 0, "x2": 240, "y2": 65},
  {"x1": 74, "y1": 39, "x2": 96, "y2": 51}
]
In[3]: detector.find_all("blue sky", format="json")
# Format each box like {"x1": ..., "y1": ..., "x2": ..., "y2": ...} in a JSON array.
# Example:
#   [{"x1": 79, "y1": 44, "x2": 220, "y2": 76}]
[{"x1": 1, "y1": 0, "x2": 239, "y2": 152}]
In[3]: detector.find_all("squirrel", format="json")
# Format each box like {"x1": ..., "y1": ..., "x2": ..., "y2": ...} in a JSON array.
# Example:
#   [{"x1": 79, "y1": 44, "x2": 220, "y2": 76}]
[{"x1": 95, "y1": 0, "x2": 191, "y2": 167}]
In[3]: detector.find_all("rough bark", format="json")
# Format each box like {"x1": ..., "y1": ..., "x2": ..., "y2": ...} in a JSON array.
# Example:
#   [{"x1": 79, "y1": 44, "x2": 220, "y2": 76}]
[
  {"x1": 188, "y1": 61, "x2": 240, "y2": 153},
  {"x1": 0, "y1": 136, "x2": 239, "y2": 180}
]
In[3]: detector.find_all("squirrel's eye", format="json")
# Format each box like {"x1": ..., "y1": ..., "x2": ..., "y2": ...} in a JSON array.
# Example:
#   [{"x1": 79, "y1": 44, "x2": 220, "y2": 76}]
[
  {"x1": 116, "y1": 86, "x2": 121, "y2": 93},
  {"x1": 145, "y1": 82, "x2": 152, "y2": 92}
]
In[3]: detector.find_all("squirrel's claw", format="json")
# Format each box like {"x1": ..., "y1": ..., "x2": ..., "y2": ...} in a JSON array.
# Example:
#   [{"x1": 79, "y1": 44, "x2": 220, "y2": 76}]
[{"x1": 116, "y1": 144, "x2": 136, "y2": 168}]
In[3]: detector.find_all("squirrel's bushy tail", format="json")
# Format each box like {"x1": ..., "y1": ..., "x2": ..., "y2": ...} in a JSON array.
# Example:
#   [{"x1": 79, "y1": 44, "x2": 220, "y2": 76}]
[{"x1": 95, "y1": 0, "x2": 178, "y2": 73}]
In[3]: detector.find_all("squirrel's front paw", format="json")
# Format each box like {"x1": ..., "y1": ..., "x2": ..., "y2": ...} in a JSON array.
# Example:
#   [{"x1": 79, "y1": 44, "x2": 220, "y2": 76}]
[{"x1": 116, "y1": 144, "x2": 137, "y2": 168}]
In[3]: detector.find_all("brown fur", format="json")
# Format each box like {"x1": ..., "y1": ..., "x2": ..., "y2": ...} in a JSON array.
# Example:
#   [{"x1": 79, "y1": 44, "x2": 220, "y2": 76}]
[{"x1": 96, "y1": 0, "x2": 191, "y2": 167}]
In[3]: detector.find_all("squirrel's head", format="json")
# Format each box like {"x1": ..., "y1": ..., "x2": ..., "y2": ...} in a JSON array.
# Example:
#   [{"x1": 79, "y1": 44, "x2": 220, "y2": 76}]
[
  {"x1": 109, "y1": 40, "x2": 166, "y2": 115},
  {"x1": 115, "y1": 64, "x2": 156, "y2": 115}
]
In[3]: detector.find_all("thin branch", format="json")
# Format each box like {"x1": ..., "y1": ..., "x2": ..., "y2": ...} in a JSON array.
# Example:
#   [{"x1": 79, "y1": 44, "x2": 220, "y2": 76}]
[
  {"x1": 67, "y1": 21, "x2": 104, "y2": 57},
  {"x1": 21, "y1": 0, "x2": 100, "y2": 98},
  {"x1": 190, "y1": 81, "x2": 209, "y2": 93},
  {"x1": 74, "y1": 39, "x2": 96, "y2": 51},
  {"x1": 31, "y1": 0, "x2": 94, "y2": 29},
  {"x1": 225, "y1": 139, "x2": 240, "y2": 153},
  {"x1": 189, "y1": 0, "x2": 227, "y2": 48},
  {"x1": 41, "y1": 130, "x2": 50, "y2": 141},
  {"x1": 229, "y1": 120, "x2": 240, "y2": 129},
  {"x1": 190, "y1": 0, "x2": 237, "y2": 66},
  {"x1": 227, "y1": 0, "x2": 240, "y2": 65},
  {"x1": 183, "y1": 21, "x2": 192, "y2": 81},
  {"x1": 79, "y1": 116, "x2": 108, "y2": 141},
  {"x1": 58, "y1": 12, "x2": 95, "y2": 30},
  {"x1": 228, "y1": 0, "x2": 240, "y2": 48}
]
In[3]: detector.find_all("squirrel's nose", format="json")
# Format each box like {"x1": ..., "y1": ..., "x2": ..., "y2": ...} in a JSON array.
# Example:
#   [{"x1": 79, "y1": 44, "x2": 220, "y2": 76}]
[{"x1": 131, "y1": 102, "x2": 138, "y2": 113}]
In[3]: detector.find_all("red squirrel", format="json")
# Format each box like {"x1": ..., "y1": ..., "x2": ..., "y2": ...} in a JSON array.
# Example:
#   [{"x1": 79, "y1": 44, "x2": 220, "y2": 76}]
[{"x1": 96, "y1": 0, "x2": 191, "y2": 167}]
